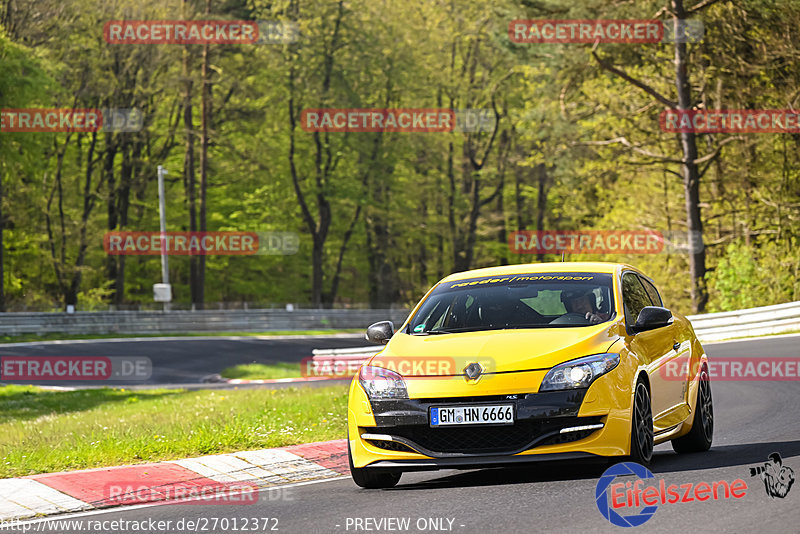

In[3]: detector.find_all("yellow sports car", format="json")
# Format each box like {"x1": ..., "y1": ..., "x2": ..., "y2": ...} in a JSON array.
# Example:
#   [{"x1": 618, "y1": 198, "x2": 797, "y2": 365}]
[{"x1": 347, "y1": 262, "x2": 713, "y2": 488}]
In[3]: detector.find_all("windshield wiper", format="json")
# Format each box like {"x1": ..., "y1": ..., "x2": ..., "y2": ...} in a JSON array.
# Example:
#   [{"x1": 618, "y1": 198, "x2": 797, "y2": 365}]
[
  {"x1": 507, "y1": 323, "x2": 576, "y2": 329},
  {"x1": 416, "y1": 326, "x2": 499, "y2": 334},
  {"x1": 411, "y1": 329, "x2": 453, "y2": 335},
  {"x1": 413, "y1": 324, "x2": 577, "y2": 335}
]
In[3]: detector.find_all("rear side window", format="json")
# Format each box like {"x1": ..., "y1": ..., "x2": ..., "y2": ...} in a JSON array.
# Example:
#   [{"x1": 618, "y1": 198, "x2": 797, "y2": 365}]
[
  {"x1": 622, "y1": 272, "x2": 651, "y2": 326},
  {"x1": 639, "y1": 277, "x2": 663, "y2": 307}
]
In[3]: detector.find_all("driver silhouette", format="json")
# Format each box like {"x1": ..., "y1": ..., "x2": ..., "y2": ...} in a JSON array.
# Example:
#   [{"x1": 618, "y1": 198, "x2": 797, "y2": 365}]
[{"x1": 562, "y1": 290, "x2": 609, "y2": 324}]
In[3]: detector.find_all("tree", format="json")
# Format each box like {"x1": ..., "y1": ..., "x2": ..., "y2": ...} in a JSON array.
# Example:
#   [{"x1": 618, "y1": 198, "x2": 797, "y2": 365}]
[{"x1": 0, "y1": 27, "x2": 52, "y2": 310}]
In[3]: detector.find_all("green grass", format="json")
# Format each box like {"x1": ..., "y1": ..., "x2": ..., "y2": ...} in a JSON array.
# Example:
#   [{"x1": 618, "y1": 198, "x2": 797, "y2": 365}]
[
  {"x1": 0, "y1": 384, "x2": 347, "y2": 478},
  {"x1": 0, "y1": 329, "x2": 361, "y2": 344},
  {"x1": 220, "y1": 362, "x2": 303, "y2": 380}
]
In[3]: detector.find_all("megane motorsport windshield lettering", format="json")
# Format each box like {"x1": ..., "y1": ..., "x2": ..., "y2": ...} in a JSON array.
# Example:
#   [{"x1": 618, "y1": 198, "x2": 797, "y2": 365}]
[{"x1": 449, "y1": 274, "x2": 594, "y2": 288}]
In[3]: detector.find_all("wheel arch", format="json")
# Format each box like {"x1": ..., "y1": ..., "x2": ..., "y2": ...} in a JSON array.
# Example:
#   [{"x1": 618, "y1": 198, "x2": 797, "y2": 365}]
[{"x1": 637, "y1": 369, "x2": 651, "y2": 392}]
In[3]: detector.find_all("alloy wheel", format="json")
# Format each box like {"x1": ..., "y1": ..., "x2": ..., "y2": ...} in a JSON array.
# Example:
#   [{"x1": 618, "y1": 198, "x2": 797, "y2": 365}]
[
  {"x1": 698, "y1": 370, "x2": 714, "y2": 443},
  {"x1": 634, "y1": 382, "x2": 654, "y2": 463}
]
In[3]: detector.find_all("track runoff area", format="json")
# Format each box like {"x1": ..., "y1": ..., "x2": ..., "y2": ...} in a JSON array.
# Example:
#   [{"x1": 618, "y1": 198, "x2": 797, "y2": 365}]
[{"x1": 1, "y1": 334, "x2": 798, "y2": 533}]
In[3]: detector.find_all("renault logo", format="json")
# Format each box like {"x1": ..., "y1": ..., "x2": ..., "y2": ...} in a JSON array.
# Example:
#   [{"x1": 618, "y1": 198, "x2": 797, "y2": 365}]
[{"x1": 464, "y1": 362, "x2": 483, "y2": 380}]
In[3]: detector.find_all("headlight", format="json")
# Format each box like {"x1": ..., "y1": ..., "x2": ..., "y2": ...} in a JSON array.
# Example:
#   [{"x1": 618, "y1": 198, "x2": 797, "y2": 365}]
[
  {"x1": 358, "y1": 365, "x2": 408, "y2": 399},
  {"x1": 539, "y1": 353, "x2": 620, "y2": 391}
]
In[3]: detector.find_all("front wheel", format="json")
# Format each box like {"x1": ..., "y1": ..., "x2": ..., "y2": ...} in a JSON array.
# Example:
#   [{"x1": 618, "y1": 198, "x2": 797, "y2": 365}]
[
  {"x1": 672, "y1": 366, "x2": 713, "y2": 453},
  {"x1": 628, "y1": 378, "x2": 654, "y2": 466},
  {"x1": 348, "y1": 439, "x2": 401, "y2": 489}
]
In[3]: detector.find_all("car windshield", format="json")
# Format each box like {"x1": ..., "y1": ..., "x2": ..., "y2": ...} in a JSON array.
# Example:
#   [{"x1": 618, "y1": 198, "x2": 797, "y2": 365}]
[{"x1": 407, "y1": 272, "x2": 615, "y2": 334}]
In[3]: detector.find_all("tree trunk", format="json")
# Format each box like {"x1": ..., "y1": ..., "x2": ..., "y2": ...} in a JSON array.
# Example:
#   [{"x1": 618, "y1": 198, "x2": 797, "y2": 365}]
[
  {"x1": 418, "y1": 198, "x2": 429, "y2": 289},
  {"x1": 104, "y1": 134, "x2": 122, "y2": 305},
  {"x1": 535, "y1": 163, "x2": 548, "y2": 262},
  {"x1": 367, "y1": 218, "x2": 392, "y2": 308},
  {"x1": 311, "y1": 236, "x2": 324, "y2": 308},
  {"x1": 515, "y1": 158, "x2": 526, "y2": 232},
  {"x1": 115, "y1": 139, "x2": 139, "y2": 307},
  {"x1": 0, "y1": 168, "x2": 4, "y2": 312},
  {"x1": 672, "y1": 0, "x2": 707, "y2": 312},
  {"x1": 67, "y1": 131, "x2": 101, "y2": 307},
  {"x1": 197, "y1": 0, "x2": 211, "y2": 309},
  {"x1": 285, "y1": 0, "x2": 344, "y2": 308},
  {"x1": 182, "y1": 0, "x2": 198, "y2": 307},
  {"x1": 326, "y1": 205, "x2": 361, "y2": 308}
]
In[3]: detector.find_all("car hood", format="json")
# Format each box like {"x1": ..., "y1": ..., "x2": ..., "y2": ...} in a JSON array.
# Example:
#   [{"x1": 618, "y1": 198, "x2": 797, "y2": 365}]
[{"x1": 368, "y1": 323, "x2": 624, "y2": 376}]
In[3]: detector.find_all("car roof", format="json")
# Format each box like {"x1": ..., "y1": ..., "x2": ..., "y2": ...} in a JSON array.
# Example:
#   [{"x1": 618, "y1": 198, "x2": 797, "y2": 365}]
[{"x1": 440, "y1": 262, "x2": 641, "y2": 283}]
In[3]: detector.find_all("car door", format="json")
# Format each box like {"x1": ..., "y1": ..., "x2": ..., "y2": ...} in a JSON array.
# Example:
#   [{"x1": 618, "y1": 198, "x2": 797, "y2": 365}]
[
  {"x1": 622, "y1": 272, "x2": 682, "y2": 431},
  {"x1": 639, "y1": 276, "x2": 692, "y2": 410}
]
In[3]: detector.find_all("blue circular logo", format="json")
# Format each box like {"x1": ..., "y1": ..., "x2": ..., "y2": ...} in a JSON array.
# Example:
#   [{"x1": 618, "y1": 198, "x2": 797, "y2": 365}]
[{"x1": 595, "y1": 462, "x2": 658, "y2": 527}]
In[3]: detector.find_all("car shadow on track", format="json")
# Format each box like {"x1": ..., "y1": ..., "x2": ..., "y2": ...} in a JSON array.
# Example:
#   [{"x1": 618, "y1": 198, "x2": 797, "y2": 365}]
[
  {"x1": 650, "y1": 439, "x2": 800, "y2": 474},
  {"x1": 385, "y1": 440, "x2": 800, "y2": 491},
  {"x1": 386, "y1": 458, "x2": 611, "y2": 491}
]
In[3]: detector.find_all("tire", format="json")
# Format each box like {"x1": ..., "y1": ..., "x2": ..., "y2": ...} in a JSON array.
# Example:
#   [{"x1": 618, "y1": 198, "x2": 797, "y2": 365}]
[
  {"x1": 672, "y1": 366, "x2": 713, "y2": 454},
  {"x1": 628, "y1": 378, "x2": 654, "y2": 466},
  {"x1": 348, "y1": 439, "x2": 401, "y2": 489}
]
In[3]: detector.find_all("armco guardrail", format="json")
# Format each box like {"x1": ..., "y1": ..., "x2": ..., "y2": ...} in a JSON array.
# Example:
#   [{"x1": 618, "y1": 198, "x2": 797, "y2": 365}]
[
  {"x1": 310, "y1": 347, "x2": 380, "y2": 376},
  {"x1": 688, "y1": 300, "x2": 800, "y2": 342},
  {"x1": 0, "y1": 301, "x2": 796, "y2": 340},
  {"x1": 0, "y1": 309, "x2": 410, "y2": 336},
  {"x1": 309, "y1": 301, "x2": 800, "y2": 370}
]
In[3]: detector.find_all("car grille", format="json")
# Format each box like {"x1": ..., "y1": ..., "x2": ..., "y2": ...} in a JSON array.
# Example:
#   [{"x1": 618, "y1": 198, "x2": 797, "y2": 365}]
[
  {"x1": 372, "y1": 416, "x2": 602, "y2": 455},
  {"x1": 365, "y1": 439, "x2": 417, "y2": 453},
  {"x1": 538, "y1": 428, "x2": 599, "y2": 446}
]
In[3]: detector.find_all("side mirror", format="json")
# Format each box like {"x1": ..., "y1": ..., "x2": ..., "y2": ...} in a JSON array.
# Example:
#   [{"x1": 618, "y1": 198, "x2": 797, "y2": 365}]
[
  {"x1": 366, "y1": 321, "x2": 394, "y2": 345},
  {"x1": 631, "y1": 306, "x2": 673, "y2": 333}
]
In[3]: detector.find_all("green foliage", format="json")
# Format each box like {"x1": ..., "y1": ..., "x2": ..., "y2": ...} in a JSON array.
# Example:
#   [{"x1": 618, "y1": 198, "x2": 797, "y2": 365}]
[
  {"x1": 708, "y1": 242, "x2": 760, "y2": 311},
  {"x1": 0, "y1": 0, "x2": 798, "y2": 313},
  {"x1": 708, "y1": 239, "x2": 800, "y2": 312}
]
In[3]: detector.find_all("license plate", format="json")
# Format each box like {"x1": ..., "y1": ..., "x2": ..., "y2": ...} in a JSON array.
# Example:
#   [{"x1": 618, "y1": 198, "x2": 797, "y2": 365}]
[{"x1": 430, "y1": 404, "x2": 514, "y2": 427}]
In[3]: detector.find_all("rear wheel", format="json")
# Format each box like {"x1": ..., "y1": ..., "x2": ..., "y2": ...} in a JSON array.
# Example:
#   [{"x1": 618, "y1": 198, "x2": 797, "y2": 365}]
[
  {"x1": 628, "y1": 378, "x2": 654, "y2": 466},
  {"x1": 672, "y1": 366, "x2": 713, "y2": 453},
  {"x1": 348, "y1": 438, "x2": 401, "y2": 489}
]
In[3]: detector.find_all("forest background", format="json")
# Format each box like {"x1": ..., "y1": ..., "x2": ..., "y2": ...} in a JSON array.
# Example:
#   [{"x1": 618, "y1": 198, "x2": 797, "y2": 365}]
[{"x1": 0, "y1": 0, "x2": 797, "y2": 314}]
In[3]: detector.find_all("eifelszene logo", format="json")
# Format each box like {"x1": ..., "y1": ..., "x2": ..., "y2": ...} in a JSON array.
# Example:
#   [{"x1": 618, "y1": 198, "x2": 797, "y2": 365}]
[
  {"x1": 595, "y1": 462, "x2": 748, "y2": 527},
  {"x1": 749, "y1": 453, "x2": 795, "y2": 499},
  {"x1": 596, "y1": 462, "x2": 658, "y2": 527}
]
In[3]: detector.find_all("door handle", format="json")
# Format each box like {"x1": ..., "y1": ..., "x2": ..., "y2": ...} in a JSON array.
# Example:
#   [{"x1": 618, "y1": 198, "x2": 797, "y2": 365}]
[{"x1": 673, "y1": 342, "x2": 681, "y2": 351}]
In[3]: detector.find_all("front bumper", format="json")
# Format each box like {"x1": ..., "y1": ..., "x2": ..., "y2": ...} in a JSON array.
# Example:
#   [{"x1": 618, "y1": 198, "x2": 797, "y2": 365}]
[
  {"x1": 348, "y1": 368, "x2": 636, "y2": 469},
  {"x1": 364, "y1": 451, "x2": 599, "y2": 472},
  {"x1": 364, "y1": 391, "x2": 603, "y2": 457}
]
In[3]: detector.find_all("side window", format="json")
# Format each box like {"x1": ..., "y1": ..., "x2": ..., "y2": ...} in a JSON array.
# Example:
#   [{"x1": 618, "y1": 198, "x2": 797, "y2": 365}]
[
  {"x1": 639, "y1": 277, "x2": 663, "y2": 307},
  {"x1": 622, "y1": 273, "x2": 651, "y2": 326}
]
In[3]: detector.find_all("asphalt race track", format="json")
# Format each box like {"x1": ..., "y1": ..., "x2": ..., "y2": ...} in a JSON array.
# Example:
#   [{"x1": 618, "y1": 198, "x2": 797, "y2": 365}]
[
  {"x1": 6, "y1": 335, "x2": 800, "y2": 533},
  {"x1": 0, "y1": 335, "x2": 372, "y2": 388}
]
